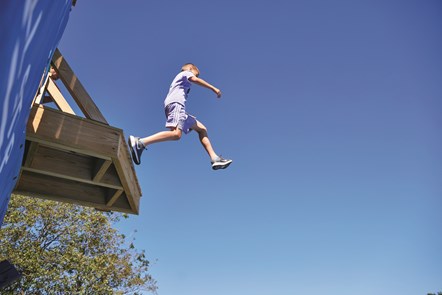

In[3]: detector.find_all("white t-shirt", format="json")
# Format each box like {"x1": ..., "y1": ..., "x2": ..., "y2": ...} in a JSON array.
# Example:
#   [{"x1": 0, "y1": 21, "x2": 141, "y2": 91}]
[{"x1": 164, "y1": 70, "x2": 195, "y2": 107}]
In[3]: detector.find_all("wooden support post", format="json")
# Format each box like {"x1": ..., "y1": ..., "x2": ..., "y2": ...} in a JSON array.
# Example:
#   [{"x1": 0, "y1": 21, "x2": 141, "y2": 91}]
[
  {"x1": 51, "y1": 49, "x2": 108, "y2": 124},
  {"x1": 106, "y1": 189, "x2": 124, "y2": 207},
  {"x1": 93, "y1": 159, "x2": 112, "y2": 182},
  {"x1": 45, "y1": 79, "x2": 76, "y2": 114}
]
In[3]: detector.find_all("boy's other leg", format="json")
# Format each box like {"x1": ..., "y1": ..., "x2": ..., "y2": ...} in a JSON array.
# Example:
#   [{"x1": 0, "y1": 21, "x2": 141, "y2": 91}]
[
  {"x1": 191, "y1": 120, "x2": 217, "y2": 160},
  {"x1": 191, "y1": 120, "x2": 232, "y2": 170}
]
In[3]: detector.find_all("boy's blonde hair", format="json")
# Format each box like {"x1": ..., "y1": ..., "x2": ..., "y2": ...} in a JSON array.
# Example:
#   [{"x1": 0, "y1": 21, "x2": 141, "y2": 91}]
[{"x1": 181, "y1": 63, "x2": 200, "y2": 76}]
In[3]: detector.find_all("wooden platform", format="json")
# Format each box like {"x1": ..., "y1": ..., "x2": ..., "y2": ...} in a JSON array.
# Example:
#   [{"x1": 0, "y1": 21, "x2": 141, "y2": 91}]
[{"x1": 13, "y1": 49, "x2": 141, "y2": 214}]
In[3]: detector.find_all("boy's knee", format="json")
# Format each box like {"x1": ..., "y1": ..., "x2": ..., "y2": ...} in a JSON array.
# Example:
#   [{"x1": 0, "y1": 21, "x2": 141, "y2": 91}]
[
  {"x1": 171, "y1": 129, "x2": 182, "y2": 140},
  {"x1": 196, "y1": 125, "x2": 208, "y2": 135}
]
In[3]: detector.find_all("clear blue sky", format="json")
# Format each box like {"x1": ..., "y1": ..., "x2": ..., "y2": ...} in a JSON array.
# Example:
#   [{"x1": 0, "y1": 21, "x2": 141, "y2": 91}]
[{"x1": 58, "y1": 1, "x2": 441, "y2": 294}]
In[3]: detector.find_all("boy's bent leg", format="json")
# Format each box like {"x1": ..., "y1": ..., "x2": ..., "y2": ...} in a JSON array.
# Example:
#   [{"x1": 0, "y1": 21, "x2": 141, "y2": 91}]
[
  {"x1": 191, "y1": 120, "x2": 233, "y2": 170},
  {"x1": 191, "y1": 120, "x2": 217, "y2": 160}
]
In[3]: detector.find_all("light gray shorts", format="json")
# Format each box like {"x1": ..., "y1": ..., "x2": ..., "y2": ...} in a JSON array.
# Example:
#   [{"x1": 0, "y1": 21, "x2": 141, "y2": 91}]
[{"x1": 165, "y1": 103, "x2": 197, "y2": 134}]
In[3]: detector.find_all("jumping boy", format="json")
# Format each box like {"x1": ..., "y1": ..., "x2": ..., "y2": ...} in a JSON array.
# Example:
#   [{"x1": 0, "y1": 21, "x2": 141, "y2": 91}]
[{"x1": 128, "y1": 63, "x2": 232, "y2": 170}]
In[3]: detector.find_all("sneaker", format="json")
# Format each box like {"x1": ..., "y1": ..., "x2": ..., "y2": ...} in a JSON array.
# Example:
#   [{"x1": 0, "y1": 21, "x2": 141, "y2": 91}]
[
  {"x1": 211, "y1": 156, "x2": 233, "y2": 170},
  {"x1": 128, "y1": 135, "x2": 145, "y2": 165}
]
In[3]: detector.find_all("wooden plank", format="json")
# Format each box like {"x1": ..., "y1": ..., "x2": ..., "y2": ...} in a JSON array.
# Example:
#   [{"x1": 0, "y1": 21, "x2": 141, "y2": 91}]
[
  {"x1": 15, "y1": 171, "x2": 134, "y2": 213},
  {"x1": 21, "y1": 167, "x2": 122, "y2": 190},
  {"x1": 27, "y1": 105, "x2": 119, "y2": 159},
  {"x1": 51, "y1": 49, "x2": 108, "y2": 124},
  {"x1": 106, "y1": 189, "x2": 124, "y2": 207},
  {"x1": 23, "y1": 141, "x2": 39, "y2": 168},
  {"x1": 22, "y1": 145, "x2": 123, "y2": 190},
  {"x1": 93, "y1": 159, "x2": 112, "y2": 182},
  {"x1": 109, "y1": 191, "x2": 132, "y2": 211},
  {"x1": 46, "y1": 79, "x2": 76, "y2": 115},
  {"x1": 15, "y1": 140, "x2": 38, "y2": 190},
  {"x1": 112, "y1": 133, "x2": 142, "y2": 214},
  {"x1": 100, "y1": 164, "x2": 122, "y2": 187}
]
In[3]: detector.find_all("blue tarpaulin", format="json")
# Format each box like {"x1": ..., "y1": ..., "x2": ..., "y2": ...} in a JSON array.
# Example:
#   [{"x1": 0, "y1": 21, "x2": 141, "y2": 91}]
[{"x1": 0, "y1": 0, "x2": 72, "y2": 226}]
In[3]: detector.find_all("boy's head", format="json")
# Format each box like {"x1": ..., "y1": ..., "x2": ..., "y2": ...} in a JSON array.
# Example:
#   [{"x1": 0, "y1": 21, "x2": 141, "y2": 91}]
[{"x1": 181, "y1": 63, "x2": 200, "y2": 77}]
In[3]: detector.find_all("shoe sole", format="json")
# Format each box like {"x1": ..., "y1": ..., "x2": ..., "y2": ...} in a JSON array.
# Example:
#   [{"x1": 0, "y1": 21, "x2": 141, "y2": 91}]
[
  {"x1": 128, "y1": 136, "x2": 141, "y2": 165},
  {"x1": 212, "y1": 160, "x2": 232, "y2": 170}
]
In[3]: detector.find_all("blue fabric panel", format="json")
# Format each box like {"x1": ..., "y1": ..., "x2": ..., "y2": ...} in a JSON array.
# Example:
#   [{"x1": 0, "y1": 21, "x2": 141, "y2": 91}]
[{"x1": 0, "y1": 0, "x2": 72, "y2": 225}]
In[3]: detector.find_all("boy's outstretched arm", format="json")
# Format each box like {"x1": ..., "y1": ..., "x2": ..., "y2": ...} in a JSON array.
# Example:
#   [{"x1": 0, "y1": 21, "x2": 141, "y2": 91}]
[{"x1": 189, "y1": 76, "x2": 222, "y2": 98}]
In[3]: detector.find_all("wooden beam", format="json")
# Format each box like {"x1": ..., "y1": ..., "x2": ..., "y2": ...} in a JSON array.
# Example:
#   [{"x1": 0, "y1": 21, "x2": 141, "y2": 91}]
[
  {"x1": 22, "y1": 167, "x2": 123, "y2": 190},
  {"x1": 23, "y1": 141, "x2": 39, "y2": 168},
  {"x1": 51, "y1": 48, "x2": 108, "y2": 124},
  {"x1": 99, "y1": 163, "x2": 123, "y2": 188},
  {"x1": 112, "y1": 133, "x2": 142, "y2": 214},
  {"x1": 27, "y1": 105, "x2": 119, "y2": 159},
  {"x1": 46, "y1": 78, "x2": 76, "y2": 115},
  {"x1": 106, "y1": 189, "x2": 124, "y2": 207},
  {"x1": 15, "y1": 171, "x2": 134, "y2": 213},
  {"x1": 15, "y1": 141, "x2": 39, "y2": 191},
  {"x1": 93, "y1": 159, "x2": 112, "y2": 182},
  {"x1": 26, "y1": 143, "x2": 122, "y2": 188}
]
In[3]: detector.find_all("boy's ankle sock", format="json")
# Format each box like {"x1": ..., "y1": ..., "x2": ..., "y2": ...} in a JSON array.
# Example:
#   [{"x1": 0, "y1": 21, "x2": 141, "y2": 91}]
[{"x1": 138, "y1": 139, "x2": 147, "y2": 150}]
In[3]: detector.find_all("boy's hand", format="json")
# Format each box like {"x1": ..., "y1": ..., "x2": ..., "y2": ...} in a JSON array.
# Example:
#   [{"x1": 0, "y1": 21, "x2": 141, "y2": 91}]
[{"x1": 214, "y1": 88, "x2": 222, "y2": 98}]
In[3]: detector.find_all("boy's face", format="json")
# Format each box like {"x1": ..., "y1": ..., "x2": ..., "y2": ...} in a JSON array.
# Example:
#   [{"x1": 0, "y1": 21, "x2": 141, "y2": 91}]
[{"x1": 190, "y1": 68, "x2": 200, "y2": 77}]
